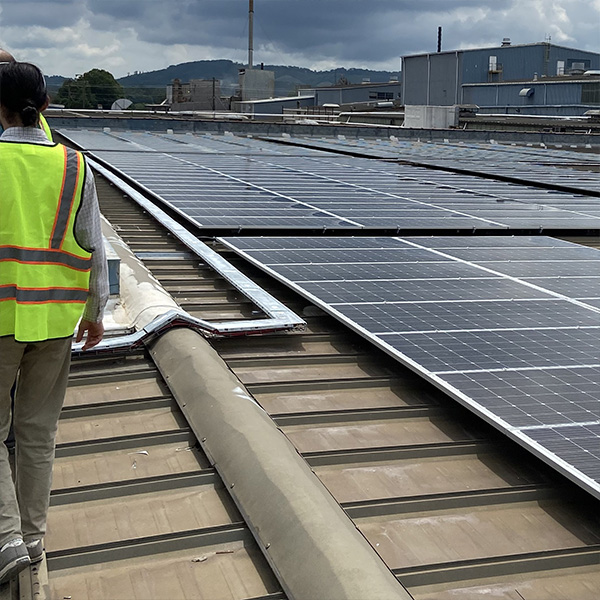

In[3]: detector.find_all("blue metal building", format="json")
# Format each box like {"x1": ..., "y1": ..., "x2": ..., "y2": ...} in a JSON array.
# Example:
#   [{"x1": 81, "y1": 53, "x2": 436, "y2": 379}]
[
  {"x1": 463, "y1": 75, "x2": 600, "y2": 116},
  {"x1": 402, "y1": 41, "x2": 600, "y2": 110}
]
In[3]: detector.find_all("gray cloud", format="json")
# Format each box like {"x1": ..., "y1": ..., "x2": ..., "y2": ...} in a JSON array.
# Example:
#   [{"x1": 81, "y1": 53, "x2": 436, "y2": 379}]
[
  {"x1": 81, "y1": 0, "x2": 506, "y2": 61},
  {"x1": 0, "y1": 0, "x2": 86, "y2": 29},
  {"x1": 0, "y1": 0, "x2": 597, "y2": 77},
  {"x1": 87, "y1": 0, "x2": 599, "y2": 62}
]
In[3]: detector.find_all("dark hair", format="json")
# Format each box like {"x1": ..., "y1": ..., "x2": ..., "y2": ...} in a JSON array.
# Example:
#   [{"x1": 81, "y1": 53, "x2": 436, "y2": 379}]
[{"x1": 0, "y1": 61, "x2": 47, "y2": 127}]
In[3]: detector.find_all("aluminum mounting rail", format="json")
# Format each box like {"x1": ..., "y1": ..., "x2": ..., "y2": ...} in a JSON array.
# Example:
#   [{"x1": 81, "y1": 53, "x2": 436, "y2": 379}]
[{"x1": 71, "y1": 158, "x2": 305, "y2": 356}]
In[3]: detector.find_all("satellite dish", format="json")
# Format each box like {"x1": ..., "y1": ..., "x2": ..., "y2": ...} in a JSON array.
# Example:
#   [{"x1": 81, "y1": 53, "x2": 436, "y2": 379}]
[{"x1": 111, "y1": 98, "x2": 133, "y2": 110}]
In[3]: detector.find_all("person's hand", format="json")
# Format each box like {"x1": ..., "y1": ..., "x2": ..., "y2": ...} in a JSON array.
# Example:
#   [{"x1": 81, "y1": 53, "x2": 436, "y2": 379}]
[{"x1": 76, "y1": 319, "x2": 105, "y2": 350}]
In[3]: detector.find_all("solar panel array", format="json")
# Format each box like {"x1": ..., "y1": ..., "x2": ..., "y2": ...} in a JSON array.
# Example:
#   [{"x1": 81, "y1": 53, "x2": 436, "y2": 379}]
[
  {"x1": 263, "y1": 135, "x2": 600, "y2": 195},
  {"x1": 220, "y1": 235, "x2": 600, "y2": 499},
  {"x1": 60, "y1": 129, "x2": 600, "y2": 232},
  {"x1": 63, "y1": 128, "x2": 600, "y2": 498},
  {"x1": 61, "y1": 129, "x2": 324, "y2": 156}
]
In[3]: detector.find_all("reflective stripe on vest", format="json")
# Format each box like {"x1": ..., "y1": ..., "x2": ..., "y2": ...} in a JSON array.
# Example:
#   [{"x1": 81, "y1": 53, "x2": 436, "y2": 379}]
[
  {"x1": 0, "y1": 285, "x2": 88, "y2": 303},
  {"x1": 51, "y1": 147, "x2": 80, "y2": 249},
  {"x1": 0, "y1": 246, "x2": 91, "y2": 271},
  {"x1": 0, "y1": 141, "x2": 91, "y2": 341}
]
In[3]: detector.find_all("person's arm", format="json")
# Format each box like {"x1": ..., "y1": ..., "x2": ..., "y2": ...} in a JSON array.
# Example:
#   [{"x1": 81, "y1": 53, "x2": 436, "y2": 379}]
[{"x1": 74, "y1": 161, "x2": 109, "y2": 350}]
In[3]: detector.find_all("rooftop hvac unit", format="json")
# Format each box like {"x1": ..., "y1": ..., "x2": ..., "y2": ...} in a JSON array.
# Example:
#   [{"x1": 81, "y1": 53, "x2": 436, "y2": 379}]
[{"x1": 569, "y1": 62, "x2": 586, "y2": 75}]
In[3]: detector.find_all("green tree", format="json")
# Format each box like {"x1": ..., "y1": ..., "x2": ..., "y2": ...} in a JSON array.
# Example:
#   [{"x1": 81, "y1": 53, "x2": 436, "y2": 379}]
[
  {"x1": 122, "y1": 86, "x2": 166, "y2": 106},
  {"x1": 55, "y1": 69, "x2": 123, "y2": 109},
  {"x1": 55, "y1": 78, "x2": 92, "y2": 108}
]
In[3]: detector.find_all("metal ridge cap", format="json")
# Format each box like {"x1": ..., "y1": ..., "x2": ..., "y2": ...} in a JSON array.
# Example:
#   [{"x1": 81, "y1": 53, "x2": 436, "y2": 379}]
[{"x1": 149, "y1": 326, "x2": 413, "y2": 600}]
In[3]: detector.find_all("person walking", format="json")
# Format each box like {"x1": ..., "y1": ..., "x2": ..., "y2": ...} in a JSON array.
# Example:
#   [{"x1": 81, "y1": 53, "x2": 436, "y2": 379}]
[
  {"x1": 0, "y1": 51, "x2": 51, "y2": 461},
  {"x1": 0, "y1": 61, "x2": 109, "y2": 584}
]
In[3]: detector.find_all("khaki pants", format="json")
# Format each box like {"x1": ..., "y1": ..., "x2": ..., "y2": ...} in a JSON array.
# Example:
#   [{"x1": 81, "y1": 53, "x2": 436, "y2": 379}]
[{"x1": 0, "y1": 336, "x2": 71, "y2": 547}]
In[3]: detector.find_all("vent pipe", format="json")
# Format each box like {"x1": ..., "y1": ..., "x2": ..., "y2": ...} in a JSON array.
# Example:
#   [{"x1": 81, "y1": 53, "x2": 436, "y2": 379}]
[
  {"x1": 248, "y1": 0, "x2": 254, "y2": 69},
  {"x1": 437, "y1": 27, "x2": 442, "y2": 52}
]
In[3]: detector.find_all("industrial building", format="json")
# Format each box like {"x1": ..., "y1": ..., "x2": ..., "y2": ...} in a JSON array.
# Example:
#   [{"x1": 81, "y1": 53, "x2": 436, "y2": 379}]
[
  {"x1": 402, "y1": 41, "x2": 600, "y2": 115},
  {"x1": 304, "y1": 80, "x2": 402, "y2": 107},
  {"x1": 167, "y1": 78, "x2": 229, "y2": 111},
  {"x1": 161, "y1": 40, "x2": 599, "y2": 125},
  {"x1": 233, "y1": 81, "x2": 403, "y2": 119},
  {"x1": 237, "y1": 66, "x2": 275, "y2": 101}
]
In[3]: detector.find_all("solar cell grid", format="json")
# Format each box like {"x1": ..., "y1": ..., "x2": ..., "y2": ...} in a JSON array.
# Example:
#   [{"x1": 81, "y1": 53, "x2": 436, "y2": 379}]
[
  {"x1": 441, "y1": 368, "x2": 600, "y2": 425},
  {"x1": 242, "y1": 247, "x2": 440, "y2": 264},
  {"x1": 475, "y1": 260, "x2": 600, "y2": 278},
  {"x1": 528, "y1": 426, "x2": 600, "y2": 482},
  {"x1": 272, "y1": 260, "x2": 494, "y2": 282},
  {"x1": 412, "y1": 236, "x2": 580, "y2": 249},
  {"x1": 382, "y1": 328, "x2": 600, "y2": 372},
  {"x1": 225, "y1": 237, "x2": 406, "y2": 250},
  {"x1": 339, "y1": 299, "x2": 600, "y2": 333},
  {"x1": 301, "y1": 278, "x2": 551, "y2": 303},
  {"x1": 501, "y1": 218, "x2": 599, "y2": 228},
  {"x1": 441, "y1": 247, "x2": 600, "y2": 261},
  {"x1": 357, "y1": 217, "x2": 506, "y2": 228}
]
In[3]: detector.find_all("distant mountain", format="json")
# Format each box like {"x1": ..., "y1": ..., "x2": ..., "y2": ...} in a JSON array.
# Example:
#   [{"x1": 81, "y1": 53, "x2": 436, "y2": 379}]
[
  {"x1": 117, "y1": 60, "x2": 400, "y2": 97},
  {"x1": 45, "y1": 75, "x2": 67, "y2": 96}
]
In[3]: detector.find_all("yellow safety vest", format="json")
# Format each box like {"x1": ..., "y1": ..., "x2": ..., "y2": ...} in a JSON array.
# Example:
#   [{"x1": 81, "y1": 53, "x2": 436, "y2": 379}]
[
  {"x1": 39, "y1": 114, "x2": 53, "y2": 142},
  {"x1": 0, "y1": 142, "x2": 91, "y2": 342}
]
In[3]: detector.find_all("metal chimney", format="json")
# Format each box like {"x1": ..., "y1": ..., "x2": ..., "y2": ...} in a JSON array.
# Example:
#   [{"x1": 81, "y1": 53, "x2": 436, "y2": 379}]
[
  {"x1": 437, "y1": 27, "x2": 442, "y2": 53},
  {"x1": 248, "y1": 0, "x2": 254, "y2": 69}
]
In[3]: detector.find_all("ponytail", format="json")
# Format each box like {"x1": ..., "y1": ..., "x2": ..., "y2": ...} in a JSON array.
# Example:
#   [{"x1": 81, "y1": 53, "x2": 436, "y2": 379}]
[{"x1": 21, "y1": 102, "x2": 39, "y2": 127}]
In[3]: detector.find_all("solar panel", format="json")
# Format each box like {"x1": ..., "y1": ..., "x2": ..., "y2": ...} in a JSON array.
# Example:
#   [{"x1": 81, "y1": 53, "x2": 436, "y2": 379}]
[
  {"x1": 60, "y1": 129, "x2": 328, "y2": 156},
  {"x1": 263, "y1": 135, "x2": 600, "y2": 195},
  {"x1": 59, "y1": 129, "x2": 600, "y2": 233},
  {"x1": 301, "y1": 278, "x2": 551, "y2": 303},
  {"x1": 220, "y1": 235, "x2": 600, "y2": 499},
  {"x1": 521, "y1": 277, "x2": 600, "y2": 298}
]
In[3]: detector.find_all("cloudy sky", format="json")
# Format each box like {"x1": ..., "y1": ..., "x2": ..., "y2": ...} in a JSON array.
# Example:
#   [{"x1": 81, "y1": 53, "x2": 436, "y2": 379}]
[{"x1": 0, "y1": 0, "x2": 598, "y2": 78}]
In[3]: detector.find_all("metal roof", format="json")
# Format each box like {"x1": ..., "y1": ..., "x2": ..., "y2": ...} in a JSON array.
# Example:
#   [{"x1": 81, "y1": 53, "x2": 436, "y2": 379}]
[
  {"x1": 6, "y1": 126, "x2": 600, "y2": 599},
  {"x1": 402, "y1": 41, "x2": 600, "y2": 60}
]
